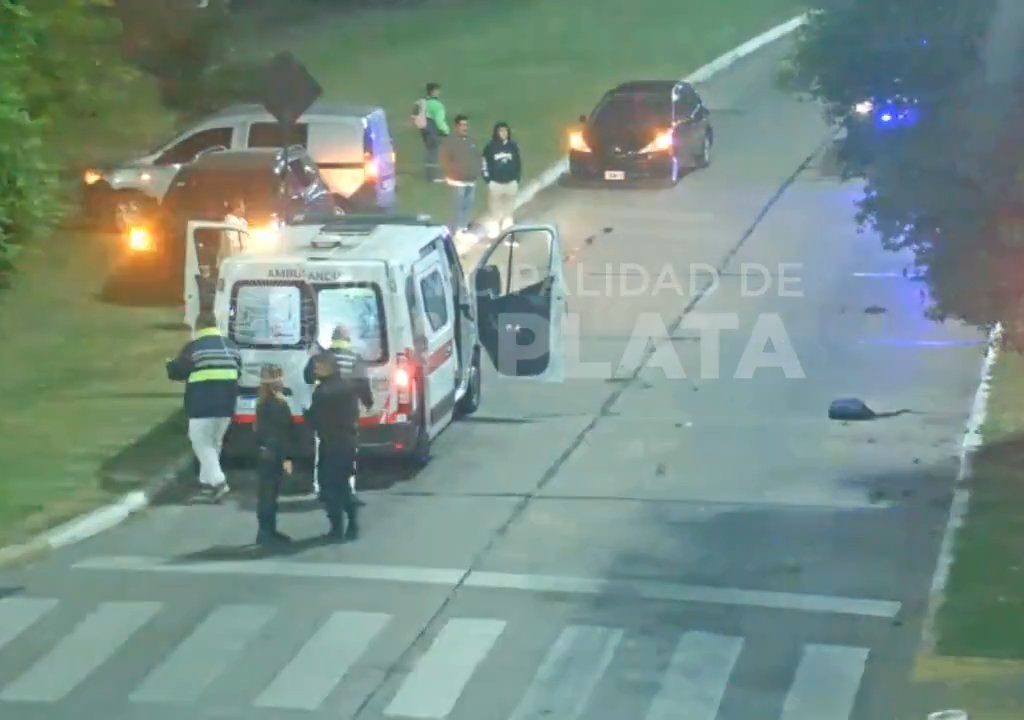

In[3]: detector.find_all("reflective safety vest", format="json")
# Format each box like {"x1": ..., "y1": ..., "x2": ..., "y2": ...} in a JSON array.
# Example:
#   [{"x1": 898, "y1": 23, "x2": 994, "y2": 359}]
[
  {"x1": 167, "y1": 327, "x2": 242, "y2": 418},
  {"x1": 188, "y1": 327, "x2": 242, "y2": 384},
  {"x1": 329, "y1": 339, "x2": 360, "y2": 377}
]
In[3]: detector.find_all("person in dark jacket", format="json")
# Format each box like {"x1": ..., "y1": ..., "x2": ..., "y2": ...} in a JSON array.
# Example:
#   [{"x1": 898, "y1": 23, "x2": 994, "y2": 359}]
[
  {"x1": 482, "y1": 122, "x2": 522, "y2": 232},
  {"x1": 254, "y1": 364, "x2": 297, "y2": 547},
  {"x1": 166, "y1": 310, "x2": 241, "y2": 501},
  {"x1": 307, "y1": 351, "x2": 373, "y2": 541},
  {"x1": 303, "y1": 325, "x2": 373, "y2": 505}
]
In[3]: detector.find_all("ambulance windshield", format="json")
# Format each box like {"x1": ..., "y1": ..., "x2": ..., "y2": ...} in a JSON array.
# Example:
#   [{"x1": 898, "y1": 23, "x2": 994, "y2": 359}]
[
  {"x1": 231, "y1": 283, "x2": 305, "y2": 347},
  {"x1": 317, "y1": 284, "x2": 387, "y2": 363}
]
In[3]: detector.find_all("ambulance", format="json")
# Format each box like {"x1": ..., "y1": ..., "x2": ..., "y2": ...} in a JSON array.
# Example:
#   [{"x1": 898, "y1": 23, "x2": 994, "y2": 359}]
[{"x1": 183, "y1": 215, "x2": 566, "y2": 466}]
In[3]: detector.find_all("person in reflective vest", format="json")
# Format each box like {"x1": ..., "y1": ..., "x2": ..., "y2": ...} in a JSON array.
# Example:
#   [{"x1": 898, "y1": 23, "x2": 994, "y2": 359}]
[
  {"x1": 166, "y1": 310, "x2": 241, "y2": 501},
  {"x1": 304, "y1": 325, "x2": 373, "y2": 504}
]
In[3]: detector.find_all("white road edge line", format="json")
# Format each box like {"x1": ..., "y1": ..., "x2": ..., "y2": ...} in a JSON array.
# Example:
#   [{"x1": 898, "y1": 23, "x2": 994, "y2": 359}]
[
  {"x1": 918, "y1": 322, "x2": 1003, "y2": 652},
  {"x1": 72, "y1": 555, "x2": 902, "y2": 619},
  {"x1": 0, "y1": 12, "x2": 811, "y2": 562}
]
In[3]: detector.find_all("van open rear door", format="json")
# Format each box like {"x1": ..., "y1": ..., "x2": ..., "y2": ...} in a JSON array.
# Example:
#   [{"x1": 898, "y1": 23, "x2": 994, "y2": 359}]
[
  {"x1": 184, "y1": 221, "x2": 248, "y2": 329},
  {"x1": 471, "y1": 225, "x2": 566, "y2": 381}
]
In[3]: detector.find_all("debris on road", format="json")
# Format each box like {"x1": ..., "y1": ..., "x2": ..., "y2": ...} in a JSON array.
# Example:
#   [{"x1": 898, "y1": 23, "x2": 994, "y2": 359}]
[
  {"x1": 864, "y1": 305, "x2": 887, "y2": 314},
  {"x1": 829, "y1": 398, "x2": 877, "y2": 420},
  {"x1": 829, "y1": 398, "x2": 913, "y2": 421}
]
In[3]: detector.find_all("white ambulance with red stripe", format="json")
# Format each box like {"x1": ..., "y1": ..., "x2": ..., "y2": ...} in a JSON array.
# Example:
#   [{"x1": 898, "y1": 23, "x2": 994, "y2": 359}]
[{"x1": 185, "y1": 215, "x2": 566, "y2": 466}]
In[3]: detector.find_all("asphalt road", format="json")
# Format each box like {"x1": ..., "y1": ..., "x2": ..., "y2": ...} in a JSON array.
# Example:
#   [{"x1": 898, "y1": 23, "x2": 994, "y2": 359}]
[{"x1": 0, "y1": 38, "x2": 988, "y2": 720}]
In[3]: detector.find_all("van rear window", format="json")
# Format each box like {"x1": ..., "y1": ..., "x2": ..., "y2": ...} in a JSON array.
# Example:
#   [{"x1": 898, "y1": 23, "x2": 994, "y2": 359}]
[
  {"x1": 230, "y1": 281, "x2": 313, "y2": 349},
  {"x1": 248, "y1": 122, "x2": 309, "y2": 148},
  {"x1": 317, "y1": 283, "x2": 387, "y2": 364}
]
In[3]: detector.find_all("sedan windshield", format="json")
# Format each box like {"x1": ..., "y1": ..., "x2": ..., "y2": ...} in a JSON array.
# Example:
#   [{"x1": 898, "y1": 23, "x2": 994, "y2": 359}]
[{"x1": 592, "y1": 94, "x2": 672, "y2": 131}]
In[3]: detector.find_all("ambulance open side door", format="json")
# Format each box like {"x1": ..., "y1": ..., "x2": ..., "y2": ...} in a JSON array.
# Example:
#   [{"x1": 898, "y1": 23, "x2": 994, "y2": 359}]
[
  {"x1": 184, "y1": 220, "x2": 248, "y2": 329},
  {"x1": 471, "y1": 225, "x2": 566, "y2": 382},
  {"x1": 412, "y1": 251, "x2": 459, "y2": 438}
]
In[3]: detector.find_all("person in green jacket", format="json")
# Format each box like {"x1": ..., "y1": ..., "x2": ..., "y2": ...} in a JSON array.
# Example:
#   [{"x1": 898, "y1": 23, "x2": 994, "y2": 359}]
[{"x1": 413, "y1": 82, "x2": 449, "y2": 182}]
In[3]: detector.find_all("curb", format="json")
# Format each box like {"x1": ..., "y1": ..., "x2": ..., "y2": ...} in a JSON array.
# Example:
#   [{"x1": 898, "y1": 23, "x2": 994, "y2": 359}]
[
  {"x1": 918, "y1": 322, "x2": 1003, "y2": 653},
  {"x1": 0, "y1": 452, "x2": 193, "y2": 571},
  {"x1": 0, "y1": 13, "x2": 811, "y2": 570},
  {"x1": 465, "y1": 12, "x2": 810, "y2": 242}
]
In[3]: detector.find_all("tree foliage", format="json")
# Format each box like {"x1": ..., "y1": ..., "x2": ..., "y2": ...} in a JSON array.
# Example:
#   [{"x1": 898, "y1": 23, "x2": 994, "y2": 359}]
[
  {"x1": 0, "y1": 0, "x2": 141, "y2": 286},
  {"x1": 787, "y1": 0, "x2": 1024, "y2": 345}
]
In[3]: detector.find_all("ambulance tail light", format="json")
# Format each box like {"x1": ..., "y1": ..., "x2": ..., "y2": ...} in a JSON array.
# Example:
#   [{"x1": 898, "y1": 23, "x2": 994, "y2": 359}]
[{"x1": 394, "y1": 353, "x2": 416, "y2": 412}]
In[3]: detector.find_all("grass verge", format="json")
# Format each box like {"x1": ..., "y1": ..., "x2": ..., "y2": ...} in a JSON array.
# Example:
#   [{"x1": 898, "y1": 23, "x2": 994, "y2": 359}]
[
  {"x1": 232, "y1": 0, "x2": 805, "y2": 221},
  {"x1": 935, "y1": 350, "x2": 1024, "y2": 659},
  {"x1": 0, "y1": 0, "x2": 805, "y2": 546}
]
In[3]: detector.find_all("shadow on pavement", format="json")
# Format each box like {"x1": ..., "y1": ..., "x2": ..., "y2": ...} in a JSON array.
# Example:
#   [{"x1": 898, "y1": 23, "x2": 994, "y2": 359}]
[{"x1": 170, "y1": 534, "x2": 340, "y2": 562}]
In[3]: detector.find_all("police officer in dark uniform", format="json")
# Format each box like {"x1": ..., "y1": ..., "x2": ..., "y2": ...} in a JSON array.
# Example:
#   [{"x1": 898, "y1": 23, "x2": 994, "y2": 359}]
[
  {"x1": 304, "y1": 325, "x2": 371, "y2": 505},
  {"x1": 306, "y1": 343, "x2": 373, "y2": 541}
]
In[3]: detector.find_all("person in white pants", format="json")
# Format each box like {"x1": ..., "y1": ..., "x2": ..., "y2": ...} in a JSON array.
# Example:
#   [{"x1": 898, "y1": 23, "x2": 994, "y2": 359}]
[
  {"x1": 482, "y1": 121, "x2": 523, "y2": 232},
  {"x1": 167, "y1": 311, "x2": 241, "y2": 501}
]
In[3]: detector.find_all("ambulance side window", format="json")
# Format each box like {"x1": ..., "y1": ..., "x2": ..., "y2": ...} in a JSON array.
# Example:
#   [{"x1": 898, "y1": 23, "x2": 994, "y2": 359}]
[
  {"x1": 420, "y1": 269, "x2": 449, "y2": 332},
  {"x1": 439, "y1": 234, "x2": 465, "y2": 293},
  {"x1": 406, "y1": 275, "x2": 426, "y2": 351}
]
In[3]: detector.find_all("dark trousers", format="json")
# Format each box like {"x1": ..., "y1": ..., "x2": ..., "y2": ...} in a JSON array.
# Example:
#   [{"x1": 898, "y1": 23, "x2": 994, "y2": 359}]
[
  {"x1": 318, "y1": 446, "x2": 357, "y2": 533},
  {"x1": 256, "y1": 454, "x2": 283, "y2": 534},
  {"x1": 422, "y1": 129, "x2": 441, "y2": 181}
]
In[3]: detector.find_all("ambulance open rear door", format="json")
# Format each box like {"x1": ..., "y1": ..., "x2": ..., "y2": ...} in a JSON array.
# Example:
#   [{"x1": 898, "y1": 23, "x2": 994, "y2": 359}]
[{"x1": 184, "y1": 221, "x2": 249, "y2": 330}]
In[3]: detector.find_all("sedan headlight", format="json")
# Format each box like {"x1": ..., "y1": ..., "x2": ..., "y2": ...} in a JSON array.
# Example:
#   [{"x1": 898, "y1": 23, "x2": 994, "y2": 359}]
[
  {"x1": 853, "y1": 100, "x2": 874, "y2": 116},
  {"x1": 639, "y1": 130, "x2": 674, "y2": 154}
]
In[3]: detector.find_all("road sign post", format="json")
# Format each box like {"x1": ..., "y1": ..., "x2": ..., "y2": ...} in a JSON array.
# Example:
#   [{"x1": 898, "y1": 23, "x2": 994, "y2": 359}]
[{"x1": 260, "y1": 52, "x2": 323, "y2": 221}]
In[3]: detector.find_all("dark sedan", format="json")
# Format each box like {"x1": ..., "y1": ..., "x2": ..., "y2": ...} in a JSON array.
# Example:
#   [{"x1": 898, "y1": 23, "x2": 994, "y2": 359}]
[{"x1": 568, "y1": 81, "x2": 713, "y2": 185}]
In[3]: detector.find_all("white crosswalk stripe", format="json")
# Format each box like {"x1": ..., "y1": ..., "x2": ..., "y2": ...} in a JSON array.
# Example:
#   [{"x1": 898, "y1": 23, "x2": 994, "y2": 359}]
[
  {"x1": 645, "y1": 631, "x2": 744, "y2": 720},
  {"x1": 0, "y1": 597, "x2": 873, "y2": 719},
  {"x1": 255, "y1": 611, "x2": 390, "y2": 711},
  {"x1": 0, "y1": 597, "x2": 58, "y2": 651},
  {"x1": 384, "y1": 618, "x2": 507, "y2": 718},
  {"x1": 507, "y1": 625, "x2": 623, "y2": 720},
  {"x1": 780, "y1": 644, "x2": 870, "y2": 720},
  {"x1": 130, "y1": 604, "x2": 275, "y2": 704},
  {"x1": 0, "y1": 601, "x2": 160, "y2": 703}
]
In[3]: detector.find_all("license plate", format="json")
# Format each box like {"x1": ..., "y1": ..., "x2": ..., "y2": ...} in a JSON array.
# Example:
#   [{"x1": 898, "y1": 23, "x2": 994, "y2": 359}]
[
  {"x1": 236, "y1": 397, "x2": 256, "y2": 413},
  {"x1": 604, "y1": 170, "x2": 625, "y2": 181}
]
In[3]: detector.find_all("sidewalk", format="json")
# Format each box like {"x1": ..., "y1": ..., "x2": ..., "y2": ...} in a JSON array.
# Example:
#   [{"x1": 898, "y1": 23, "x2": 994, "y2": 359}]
[{"x1": 903, "y1": 347, "x2": 1024, "y2": 719}]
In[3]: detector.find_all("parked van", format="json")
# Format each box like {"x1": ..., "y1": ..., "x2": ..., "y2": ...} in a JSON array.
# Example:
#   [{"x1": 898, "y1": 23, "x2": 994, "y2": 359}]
[
  {"x1": 185, "y1": 215, "x2": 566, "y2": 466},
  {"x1": 83, "y1": 102, "x2": 396, "y2": 224}
]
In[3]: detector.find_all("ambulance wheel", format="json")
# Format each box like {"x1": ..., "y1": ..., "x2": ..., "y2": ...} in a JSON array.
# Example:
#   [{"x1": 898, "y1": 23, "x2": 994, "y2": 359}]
[
  {"x1": 408, "y1": 419, "x2": 431, "y2": 468},
  {"x1": 456, "y1": 352, "x2": 482, "y2": 417}
]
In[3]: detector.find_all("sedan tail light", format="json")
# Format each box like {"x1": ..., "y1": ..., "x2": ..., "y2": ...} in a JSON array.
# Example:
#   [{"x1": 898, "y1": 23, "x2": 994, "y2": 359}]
[{"x1": 569, "y1": 130, "x2": 591, "y2": 153}]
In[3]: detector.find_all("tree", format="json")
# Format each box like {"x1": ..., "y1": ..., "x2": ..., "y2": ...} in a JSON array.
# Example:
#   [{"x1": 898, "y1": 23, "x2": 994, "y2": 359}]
[
  {"x1": 0, "y1": 0, "x2": 55, "y2": 287},
  {"x1": 786, "y1": 0, "x2": 1024, "y2": 345},
  {"x1": 113, "y1": 0, "x2": 233, "y2": 111},
  {"x1": 0, "y1": 0, "x2": 142, "y2": 287}
]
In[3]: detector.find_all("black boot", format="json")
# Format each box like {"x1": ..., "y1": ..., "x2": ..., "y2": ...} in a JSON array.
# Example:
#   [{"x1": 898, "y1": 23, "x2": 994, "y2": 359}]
[
  {"x1": 325, "y1": 511, "x2": 345, "y2": 542},
  {"x1": 344, "y1": 510, "x2": 359, "y2": 541},
  {"x1": 256, "y1": 515, "x2": 290, "y2": 546}
]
